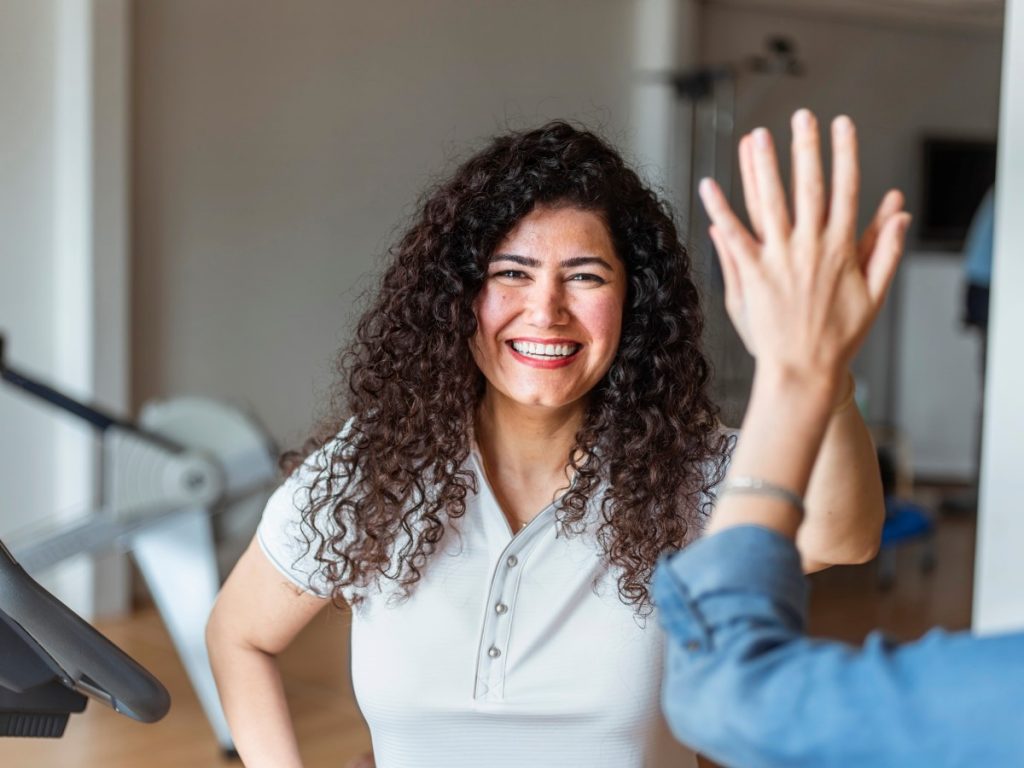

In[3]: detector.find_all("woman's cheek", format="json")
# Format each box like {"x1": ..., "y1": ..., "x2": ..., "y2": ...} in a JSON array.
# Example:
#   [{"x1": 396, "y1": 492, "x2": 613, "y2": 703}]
[
  {"x1": 474, "y1": 286, "x2": 513, "y2": 331},
  {"x1": 581, "y1": 294, "x2": 625, "y2": 344}
]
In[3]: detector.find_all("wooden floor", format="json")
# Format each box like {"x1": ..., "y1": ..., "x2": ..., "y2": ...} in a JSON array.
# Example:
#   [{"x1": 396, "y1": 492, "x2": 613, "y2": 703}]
[
  {"x1": 809, "y1": 501, "x2": 976, "y2": 643},
  {"x1": 3, "y1": 507, "x2": 976, "y2": 768},
  {"x1": 2, "y1": 607, "x2": 372, "y2": 767}
]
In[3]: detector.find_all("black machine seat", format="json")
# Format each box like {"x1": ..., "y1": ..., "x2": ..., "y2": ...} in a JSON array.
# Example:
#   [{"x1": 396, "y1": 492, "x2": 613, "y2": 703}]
[{"x1": 0, "y1": 537, "x2": 170, "y2": 737}]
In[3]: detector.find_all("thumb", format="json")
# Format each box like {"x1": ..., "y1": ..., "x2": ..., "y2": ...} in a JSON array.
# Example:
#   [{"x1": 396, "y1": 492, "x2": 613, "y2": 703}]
[
  {"x1": 865, "y1": 212, "x2": 911, "y2": 307},
  {"x1": 709, "y1": 225, "x2": 746, "y2": 329}
]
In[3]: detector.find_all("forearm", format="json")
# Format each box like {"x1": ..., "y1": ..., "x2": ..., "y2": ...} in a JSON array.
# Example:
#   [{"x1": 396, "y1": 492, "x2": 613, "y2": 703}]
[
  {"x1": 707, "y1": 365, "x2": 834, "y2": 540},
  {"x1": 708, "y1": 367, "x2": 884, "y2": 566},
  {"x1": 208, "y1": 629, "x2": 304, "y2": 768},
  {"x1": 801, "y1": 379, "x2": 885, "y2": 567}
]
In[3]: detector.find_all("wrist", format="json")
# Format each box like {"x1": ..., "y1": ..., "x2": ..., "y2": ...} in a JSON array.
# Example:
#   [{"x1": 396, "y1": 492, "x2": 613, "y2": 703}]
[
  {"x1": 736, "y1": 364, "x2": 836, "y2": 493},
  {"x1": 751, "y1": 363, "x2": 839, "y2": 415},
  {"x1": 830, "y1": 371, "x2": 857, "y2": 414}
]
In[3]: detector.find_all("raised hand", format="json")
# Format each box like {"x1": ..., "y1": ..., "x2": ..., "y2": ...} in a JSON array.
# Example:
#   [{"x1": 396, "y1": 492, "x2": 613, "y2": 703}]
[{"x1": 699, "y1": 109, "x2": 910, "y2": 389}]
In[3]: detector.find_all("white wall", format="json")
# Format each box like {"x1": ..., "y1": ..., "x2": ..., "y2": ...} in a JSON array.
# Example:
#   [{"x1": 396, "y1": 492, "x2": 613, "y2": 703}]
[
  {"x1": 132, "y1": 0, "x2": 1005, "y2": 462},
  {"x1": 132, "y1": 0, "x2": 666, "y2": 447},
  {"x1": 0, "y1": 0, "x2": 131, "y2": 617},
  {"x1": 974, "y1": 0, "x2": 1024, "y2": 634},
  {"x1": 0, "y1": 1, "x2": 58, "y2": 542},
  {"x1": 697, "y1": 3, "x2": 1003, "y2": 423}
]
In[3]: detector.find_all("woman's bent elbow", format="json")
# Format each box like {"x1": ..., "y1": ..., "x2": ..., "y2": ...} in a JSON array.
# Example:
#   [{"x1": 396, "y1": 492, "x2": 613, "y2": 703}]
[{"x1": 205, "y1": 594, "x2": 233, "y2": 661}]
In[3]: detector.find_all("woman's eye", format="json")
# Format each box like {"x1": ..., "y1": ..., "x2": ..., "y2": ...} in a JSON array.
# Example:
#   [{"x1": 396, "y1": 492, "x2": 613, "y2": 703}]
[
  {"x1": 569, "y1": 273, "x2": 607, "y2": 284},
  {"x1": 492, "y1": 269, "x2": 527, "y2": 280}
]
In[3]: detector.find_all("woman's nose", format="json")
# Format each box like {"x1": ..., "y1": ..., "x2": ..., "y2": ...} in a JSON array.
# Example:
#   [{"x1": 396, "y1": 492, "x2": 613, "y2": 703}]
[{"x1": 524, "y1": 280, "x2": 569, "y2": 327}]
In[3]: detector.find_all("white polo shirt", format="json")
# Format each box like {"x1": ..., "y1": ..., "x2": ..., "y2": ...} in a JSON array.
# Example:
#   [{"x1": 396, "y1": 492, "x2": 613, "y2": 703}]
[{"x1": 257, "y1": 435, "x2": 700, "y2": 768}]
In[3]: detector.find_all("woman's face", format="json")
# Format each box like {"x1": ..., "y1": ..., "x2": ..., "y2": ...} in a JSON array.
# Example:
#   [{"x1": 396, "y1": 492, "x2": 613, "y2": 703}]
[{"x1": 471, "y1": 205, "x2": 627, "y2": 414}]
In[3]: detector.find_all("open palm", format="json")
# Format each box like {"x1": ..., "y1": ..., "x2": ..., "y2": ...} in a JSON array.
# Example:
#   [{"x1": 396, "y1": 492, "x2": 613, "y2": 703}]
[{"x1": 700, "y1": 110, "x2": 910, "y2": 382}]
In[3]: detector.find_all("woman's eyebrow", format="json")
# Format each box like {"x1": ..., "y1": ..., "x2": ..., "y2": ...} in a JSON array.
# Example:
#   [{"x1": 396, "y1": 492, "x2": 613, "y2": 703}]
[
  {"x1": 489, "y1": 254, "x2": 613, "y2": 271},
  {"x1": 560, "y1": 256, "x2": 613, "y2": 270},
  {"x1": 490, "y1": 253, "x2": 540, "y2": 267}
]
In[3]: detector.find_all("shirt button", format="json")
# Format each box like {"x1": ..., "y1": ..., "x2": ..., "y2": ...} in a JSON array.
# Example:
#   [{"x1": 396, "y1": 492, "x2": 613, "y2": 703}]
[
  {"x1": 488, "y1": 646, "x2": 501, "y2": 658},
  {"x1": 495, "y1": 602, "x2": 508, "y2": 614},
  {"x1": 685, "y1": 640, "x2": 701, "y2": 652},
  {"x1": 506, "y1": 554, "x2": 518, "y2": 568}
]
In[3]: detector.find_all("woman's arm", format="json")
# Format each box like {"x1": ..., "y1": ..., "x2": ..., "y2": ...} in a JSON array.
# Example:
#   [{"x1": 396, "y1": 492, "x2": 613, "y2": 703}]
[
  {"x1": 206, "y1": 537, "x2": 329, "y2": 768},
  {"x1": 799, "y1": 388, "x2": 883, "y2": 570},
  {"x1": 717, "y1": 120, "x2": 905, "y2": 570}
]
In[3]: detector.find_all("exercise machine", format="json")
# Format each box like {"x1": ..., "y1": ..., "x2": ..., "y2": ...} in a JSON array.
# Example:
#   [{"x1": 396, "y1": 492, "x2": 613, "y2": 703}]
[
  {"x1": 0, "y1": 335, "x2": 279, "y2": 753},
  {"x1": 1, "y1": 534, "x2": 169, "y2": 736}
]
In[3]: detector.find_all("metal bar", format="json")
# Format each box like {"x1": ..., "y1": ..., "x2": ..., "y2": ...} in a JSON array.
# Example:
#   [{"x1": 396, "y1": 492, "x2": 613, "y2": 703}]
[{"x1": 0, "y1": 366, "x2": 125, "y2": 432}]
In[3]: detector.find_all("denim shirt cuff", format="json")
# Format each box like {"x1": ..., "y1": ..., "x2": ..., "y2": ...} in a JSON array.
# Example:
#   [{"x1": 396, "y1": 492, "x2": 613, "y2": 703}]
[{"x1": 655, "y1": 526, "x2": 809, "y2": 649}]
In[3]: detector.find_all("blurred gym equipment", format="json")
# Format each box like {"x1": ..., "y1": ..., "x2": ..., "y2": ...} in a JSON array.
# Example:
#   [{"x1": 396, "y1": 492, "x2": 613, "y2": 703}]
[
  {"x1": 1, "y1": 534, "x2": 170, "y2": 737},
  {"x1": 0, "y1": 334, "x2": 279, "y2": 754}
]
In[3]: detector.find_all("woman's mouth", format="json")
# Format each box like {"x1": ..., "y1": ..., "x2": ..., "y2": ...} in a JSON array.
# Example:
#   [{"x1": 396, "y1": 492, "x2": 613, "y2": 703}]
[
  {"x1": 507, "y1": 340, "x2": 582, "y2": 368},
  {"x1": 510, "y1": 340, "x2": 581, "y2": 359}
]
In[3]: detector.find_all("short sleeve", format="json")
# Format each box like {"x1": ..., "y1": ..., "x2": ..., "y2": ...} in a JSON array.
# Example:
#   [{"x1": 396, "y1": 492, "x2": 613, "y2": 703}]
[{"x1": 256, "y1": 418, "x2": 356, "y2": 599}]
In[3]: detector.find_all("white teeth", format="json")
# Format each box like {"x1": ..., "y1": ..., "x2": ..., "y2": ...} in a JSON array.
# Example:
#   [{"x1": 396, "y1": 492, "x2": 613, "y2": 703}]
[{"x1": 511, "y1": 341, "x2": 580, "y2": 359}]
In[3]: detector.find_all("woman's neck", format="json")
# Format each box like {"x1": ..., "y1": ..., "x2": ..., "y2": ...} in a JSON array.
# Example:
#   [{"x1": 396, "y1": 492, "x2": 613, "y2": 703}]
[{"x1": 473, "y1": 392, "x2": 584, "y2": 491}]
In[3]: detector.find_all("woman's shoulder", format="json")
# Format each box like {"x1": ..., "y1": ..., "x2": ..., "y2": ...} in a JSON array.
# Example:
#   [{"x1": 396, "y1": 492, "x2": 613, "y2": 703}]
[
  {"x1": 256, "y1": 416, "x2": 360, "y2": 598},
  {"x1": 284, "y1": 416, "x2": 358, "y2": 485}
]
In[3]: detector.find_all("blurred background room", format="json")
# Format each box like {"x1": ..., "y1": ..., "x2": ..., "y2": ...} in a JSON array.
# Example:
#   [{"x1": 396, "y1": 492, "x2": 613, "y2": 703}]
[{"x1": 2, "y1": 0, "x2": 1023, "y2": 765}]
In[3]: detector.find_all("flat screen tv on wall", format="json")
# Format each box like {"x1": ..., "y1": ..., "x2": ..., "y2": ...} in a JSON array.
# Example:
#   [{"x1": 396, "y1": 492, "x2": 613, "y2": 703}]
[{"x1": 920, "y1": 136, "x2": 997, "y2": 250}]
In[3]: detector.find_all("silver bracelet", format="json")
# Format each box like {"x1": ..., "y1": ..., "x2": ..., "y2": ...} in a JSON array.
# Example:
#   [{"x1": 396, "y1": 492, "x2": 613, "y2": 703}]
[{"x1": 720, "y1": 476, "x2": 806, "y2": 515}]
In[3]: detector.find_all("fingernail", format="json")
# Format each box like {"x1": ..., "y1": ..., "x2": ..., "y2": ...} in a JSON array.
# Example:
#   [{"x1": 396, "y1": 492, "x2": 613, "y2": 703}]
[
  {"x1": 753, "y1": 127, "x2": 770, "y2": 147},
  {"x1": 834, "y1": 115, "x2": 853, "y2": 135},
  {"x1": 793, "y1": 109, "x2": 812, "y2": 129},
  {"x1": 699, "y1": 177, "x2": 713, "y2": 197}
]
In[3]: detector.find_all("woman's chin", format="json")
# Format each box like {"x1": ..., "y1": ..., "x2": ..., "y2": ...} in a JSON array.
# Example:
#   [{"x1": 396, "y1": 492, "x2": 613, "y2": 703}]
[{"x1": 504, "y1": 390, "x2": 588, "y2": 413}]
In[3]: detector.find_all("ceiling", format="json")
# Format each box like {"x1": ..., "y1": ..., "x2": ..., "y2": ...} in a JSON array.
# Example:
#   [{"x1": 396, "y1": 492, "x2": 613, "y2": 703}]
[{"x1": 705, "y1": 0, "x2": 1005, "y2": 31}]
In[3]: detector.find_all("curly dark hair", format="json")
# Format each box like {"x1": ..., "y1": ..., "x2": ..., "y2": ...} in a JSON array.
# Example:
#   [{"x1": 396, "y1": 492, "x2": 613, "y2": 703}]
[{"x1": 286, "y1": 120, "x2": 731, "y2": 613}]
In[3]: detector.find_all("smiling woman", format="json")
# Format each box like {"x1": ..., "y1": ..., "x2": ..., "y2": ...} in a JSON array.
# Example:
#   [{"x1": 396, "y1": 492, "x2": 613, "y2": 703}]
[
  {"x1": 205, "y1": 121, "x2": 884, "y2": 768},
  {"x1": 472, "y1": 206, "x2": 626, "y2": 414},
  {"x1": 279, "y1": 123, "x2": 729, "y2": 616}
]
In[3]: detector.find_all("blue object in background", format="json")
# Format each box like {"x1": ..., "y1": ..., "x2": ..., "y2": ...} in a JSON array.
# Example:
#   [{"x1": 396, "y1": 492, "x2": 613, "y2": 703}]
[{"x1": 877, "y1": 497, "x2": 936, "y2": 589}]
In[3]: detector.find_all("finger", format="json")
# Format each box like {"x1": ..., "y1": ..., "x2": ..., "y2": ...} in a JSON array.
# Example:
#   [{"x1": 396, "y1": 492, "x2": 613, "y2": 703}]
[
  {"x1": 709, "y1": 224, "x2": 744, "y2": 312},
  {"x1": 858, "y1": 189, "x2": 905, "y2": 266},
  {"x1": 865, "y1": 213, "x2": 911, "y2": 307},
  {"x1": 750, "y1": 127, "x2": 792, "y2": 245},
  {"x1": 738, "y1": 134, "x2": 764, "y2": 239},
  {"x1": 790, "y1": 109, "x2": 826, "y2": 237},
  {"x1": 698, "y1": 178, "x2": 760, "y2": 264},
  {"x1": 826, "y1": 115, "x2": 860, "y2": 246}
]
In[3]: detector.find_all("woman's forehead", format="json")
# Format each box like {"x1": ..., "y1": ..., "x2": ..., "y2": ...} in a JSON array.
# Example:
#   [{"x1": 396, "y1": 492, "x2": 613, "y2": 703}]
[{"x1": 495, "y1": 205, "x2": 616, "y2": 259}]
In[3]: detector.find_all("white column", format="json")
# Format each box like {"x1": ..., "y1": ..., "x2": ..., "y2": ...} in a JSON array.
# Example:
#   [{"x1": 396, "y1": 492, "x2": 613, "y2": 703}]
[
  {"x1": 973, "y1": 0, "x2": 1024, "y2": 634},
  {"x1": 89, "y1": 0, "x2": 133, "y2": 618},
  {"x1": 48, "y1": 0, "x2": 132, "y2": 619},
  {"x1": 50, "y1": 0, "x2": 97, "y2": 619},
  {"x1": 92, "y1": 0, "x2": 131, "y2": 420},
  {"x1": 630, "y1": 0, "x2": 700, "y2": 201}
]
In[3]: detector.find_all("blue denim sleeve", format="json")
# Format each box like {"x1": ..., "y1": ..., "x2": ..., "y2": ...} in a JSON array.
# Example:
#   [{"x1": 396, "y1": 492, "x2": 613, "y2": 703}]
[{"x1": 655, "y1": 526, "x2": 1024, "y2": 768}]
